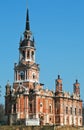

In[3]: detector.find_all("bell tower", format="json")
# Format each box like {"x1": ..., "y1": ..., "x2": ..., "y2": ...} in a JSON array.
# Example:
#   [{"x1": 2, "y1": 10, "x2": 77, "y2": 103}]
[
  {"x1": 19, "y1": 9, "x2": 35, "y2": 64},
  {"x1": 13, "y1": 9, "x2": 40, "y2": 90}
]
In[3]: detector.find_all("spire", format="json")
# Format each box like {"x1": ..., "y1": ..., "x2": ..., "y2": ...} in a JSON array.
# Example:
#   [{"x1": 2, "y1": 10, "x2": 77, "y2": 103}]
[
  {"x1": 24, "y1": 8, "x2": 32, "y2": 39},
  {"x1": 25, "y1": 8, "x2": 30, "y2": 31}
]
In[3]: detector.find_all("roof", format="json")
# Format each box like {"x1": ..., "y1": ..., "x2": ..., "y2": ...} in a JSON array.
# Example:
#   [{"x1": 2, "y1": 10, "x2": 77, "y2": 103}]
[{"x1": 20, "y1": 39, "x2": 34, "y2": 48}]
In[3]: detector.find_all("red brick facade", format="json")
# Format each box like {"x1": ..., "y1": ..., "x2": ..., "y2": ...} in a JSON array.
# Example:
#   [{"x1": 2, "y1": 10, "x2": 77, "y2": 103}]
[{"x1": 5, "y1": 8, "x2": 82, "y2": 126}]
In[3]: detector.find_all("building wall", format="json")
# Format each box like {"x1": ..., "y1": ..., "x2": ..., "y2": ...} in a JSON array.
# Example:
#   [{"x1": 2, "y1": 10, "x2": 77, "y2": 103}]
[
  {"x1": 55, "y1": 96, "x2": 82, "y2": 126},
  {"x1": 5, "y1": 8, "x2": 83, "y2": 127}
]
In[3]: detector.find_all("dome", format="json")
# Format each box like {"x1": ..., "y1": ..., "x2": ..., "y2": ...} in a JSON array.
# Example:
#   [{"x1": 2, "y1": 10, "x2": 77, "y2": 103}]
[{"x1": 20, "y1": 39, "x2": 34, "y2": 48}]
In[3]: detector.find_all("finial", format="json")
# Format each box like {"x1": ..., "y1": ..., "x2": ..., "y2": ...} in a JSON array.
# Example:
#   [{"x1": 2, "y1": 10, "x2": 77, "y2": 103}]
[
  {"x1": 58, "y1": 75, "x2": 60, "y2": 79},
  {"x1": 76, "y1": 79, "x2": 78, "y2": 84},
  {"x1": 6, "y1": 80, "x2": 10, "y2": 87},
  {"x1": 7, "y1": 80, "x2": 9, "y2": 84}
]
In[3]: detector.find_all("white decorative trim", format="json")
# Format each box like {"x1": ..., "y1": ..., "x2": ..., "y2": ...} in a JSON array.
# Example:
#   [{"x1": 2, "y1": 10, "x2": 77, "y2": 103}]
[{"x1": 14, "y1": 79, "x2": 39, "y2": 83}]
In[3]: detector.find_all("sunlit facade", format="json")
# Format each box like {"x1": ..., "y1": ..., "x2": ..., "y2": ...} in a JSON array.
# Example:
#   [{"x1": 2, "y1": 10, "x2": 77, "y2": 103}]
[{"x1": 5, "y1": 8, "x2": 82, "y2": 126}]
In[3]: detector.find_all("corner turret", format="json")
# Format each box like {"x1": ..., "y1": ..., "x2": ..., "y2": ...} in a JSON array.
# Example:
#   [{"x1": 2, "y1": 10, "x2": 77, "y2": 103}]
[
  {"x1": 55, "y1": 75, "x2": 63, "y2": 95},
  {"x1": 73, "y1": 79, "x2": 80, "y2": 96},
  {"x1": 5, "y1": 81, "x2": 11, "y2": 95}
]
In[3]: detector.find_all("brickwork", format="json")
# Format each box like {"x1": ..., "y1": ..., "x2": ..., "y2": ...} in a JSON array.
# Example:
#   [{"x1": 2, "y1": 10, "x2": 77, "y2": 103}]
[{"x1": 5, "y1": 8, "x2": 83, "y2": 126}]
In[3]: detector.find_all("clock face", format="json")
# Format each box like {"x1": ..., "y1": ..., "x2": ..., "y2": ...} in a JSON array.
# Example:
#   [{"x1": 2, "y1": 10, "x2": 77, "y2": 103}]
[{"x1": 20, "y1": 71, "x2": 25, "y2": 80}]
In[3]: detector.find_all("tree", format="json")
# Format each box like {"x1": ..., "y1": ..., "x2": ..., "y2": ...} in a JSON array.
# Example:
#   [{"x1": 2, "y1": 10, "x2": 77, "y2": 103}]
[
  {"x1": 0, "y1": 104, "x2": 8, "y2": 125},
  {"x1": 0, "y1": 104, "x2": 5, "y2": 121},
  {"x1": 82, "y1": 103, "x2": 84, "y2": 126}
]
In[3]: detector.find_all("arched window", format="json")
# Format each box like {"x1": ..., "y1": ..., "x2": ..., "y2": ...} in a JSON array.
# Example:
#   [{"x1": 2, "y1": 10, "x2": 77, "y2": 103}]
[
  {"x1": 40, "y1": 103, "x2": 43, "y2": 107},
  {"x1": 79, "y1": 109, "x2": 81, "y2": 116},
  {"x1": 75, "y1": 108, "x2": 77, "y2": 115},
  {"x1": 31, "y1": 51, "x2": 34, "y2": 60},
  {"x1": 66, "y1": 107, "x2": 68, "y2": 114},
  {"x1": 33, "y1": 73, "x2": 36, "y2": 79},
  {"x1": 20, "y1": 71, "x2": 25, "y2": 80},
  {"x1": 30, "y1": 103, "x2": 32, "y2": 112},
  {"x1": 49, "y1": 104, "x2": 52, "y2": 113},
  {"x1": 27, "y1": 51, "x2": 30, "y2": 58}
]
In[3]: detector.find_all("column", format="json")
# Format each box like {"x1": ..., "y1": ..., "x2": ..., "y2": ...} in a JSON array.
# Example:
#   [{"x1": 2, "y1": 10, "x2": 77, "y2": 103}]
[{"x1": 25, "y1": 50, "x2": 27, "y2": 61}]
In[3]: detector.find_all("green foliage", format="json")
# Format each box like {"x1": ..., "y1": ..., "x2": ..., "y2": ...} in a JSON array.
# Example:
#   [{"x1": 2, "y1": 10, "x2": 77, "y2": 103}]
[
  {"x1": 0, "y1": 104, "x2": 7, "y2": 125},
  {"x1": 0, "y1": 104, "x2": 5, "y2": 121}
]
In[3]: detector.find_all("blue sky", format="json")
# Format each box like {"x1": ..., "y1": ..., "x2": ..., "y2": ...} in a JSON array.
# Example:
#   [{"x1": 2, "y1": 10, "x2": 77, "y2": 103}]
[{"x1": 0, "y1": 0, "x2": 84, "y2": 104}]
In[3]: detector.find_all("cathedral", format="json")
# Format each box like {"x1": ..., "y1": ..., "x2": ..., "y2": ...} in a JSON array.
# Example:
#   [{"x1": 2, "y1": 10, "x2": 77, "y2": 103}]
[{"x1": 5, "y1": 7, "x2": 82, "y2": 126}]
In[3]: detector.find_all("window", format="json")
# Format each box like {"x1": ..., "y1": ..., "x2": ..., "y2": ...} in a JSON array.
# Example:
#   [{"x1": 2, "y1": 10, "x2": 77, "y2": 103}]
[
  {"x1": 66, "y1": 107, "x2": 68, "y2": 114},
  {"x1": 30, "y1": 104, "x2": 32, "y2": 112},
  {"x1": 79, "y1": 109, "x2": 81, "y2": 116},
  {"x1": 56, "y1": 117, "x2": 60, "y2": 122},
  {"x1": 70, "y1": 107, "x2": 72, "y2": 115},
  {"x1": 20, "y1": 71, "x2": 25, "y2": 80},
  {"x1": 80, "y1": 118, "x2": 82, "y2": 124},
  {"x1": 33, "y1": 73, "x2": 36, "y2": 79},
  {"x1": 27, "y1": 51, "x2": 30, "y2": 58},
  {"x1": 75, "y1": 108, "x2": 77, "y2": 115},
  {"x1": 31, "y1": 51, "x2": 34, "y2": 60},
  {"x1": 56, "y1": 108, "x2": 59, "y2": 114},
  {"x1": 49, "y1": 105, "x2": 52, "y2": 113},
  {"x1": 49, "y1": 117, "x2": 51, "y2": 121},
  {"x1": 40, "y1": 103, "x2": 43, "y2": 107}
]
